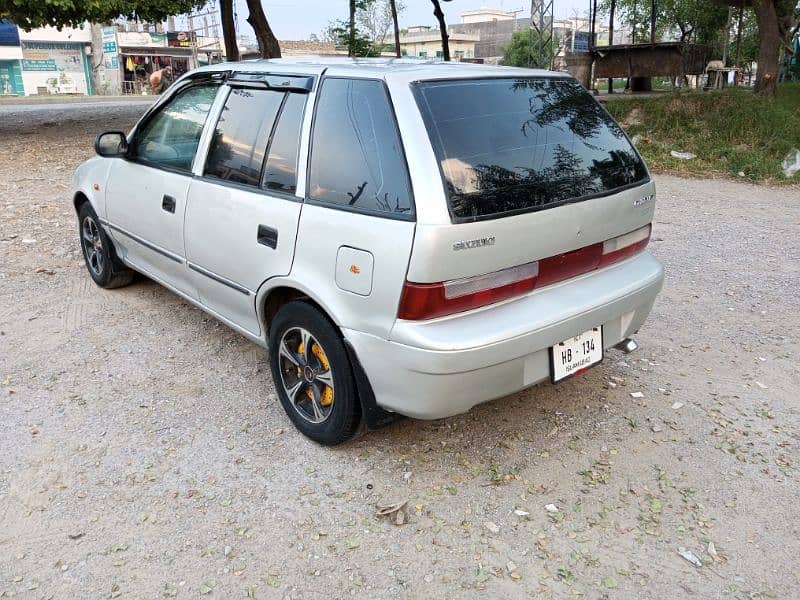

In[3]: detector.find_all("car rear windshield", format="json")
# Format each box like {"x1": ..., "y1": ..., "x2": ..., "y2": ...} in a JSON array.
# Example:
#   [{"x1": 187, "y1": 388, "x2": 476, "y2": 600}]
[{"x1": 413, "y1": 77, "x2": 649, "y2": 222}]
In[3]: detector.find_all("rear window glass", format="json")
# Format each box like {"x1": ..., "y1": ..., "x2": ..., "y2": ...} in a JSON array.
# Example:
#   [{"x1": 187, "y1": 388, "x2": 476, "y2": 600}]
[
  {"x1": 308, "y1": 78, "x2": 413, "y2": 218},
  {"x1": 262, "y1": 92, "x2": 306, "y2": 194},
  {"x1": 414, "y1": 78, "x2": 649, "y2": 222}
]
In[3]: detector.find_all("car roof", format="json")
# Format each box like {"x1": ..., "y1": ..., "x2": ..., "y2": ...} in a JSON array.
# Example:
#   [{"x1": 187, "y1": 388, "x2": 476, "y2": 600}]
[{"x1": 189, "y1": 57, "x2": 571, "y2": 85}]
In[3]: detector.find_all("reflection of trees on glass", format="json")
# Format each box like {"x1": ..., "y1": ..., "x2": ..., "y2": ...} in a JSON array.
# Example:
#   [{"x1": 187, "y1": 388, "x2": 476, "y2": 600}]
[
  {"x1": 205, "y1": 88, "x2": 282, "y2": 186},
  {"x1": 416, "y1": 78, "x2": 648, "y2": 220},
  {"x1": 513, "y1": 79, "x2": 624, "y2": 142}
]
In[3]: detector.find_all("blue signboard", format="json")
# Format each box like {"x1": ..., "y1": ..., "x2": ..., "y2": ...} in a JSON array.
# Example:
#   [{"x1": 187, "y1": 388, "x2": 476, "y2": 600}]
[
  {"x1": 573, "y1": 32, "x2": 594, "y2": 53},
  {"x1": 0, "y1": 19, "x2": 20, "y2": 46}
]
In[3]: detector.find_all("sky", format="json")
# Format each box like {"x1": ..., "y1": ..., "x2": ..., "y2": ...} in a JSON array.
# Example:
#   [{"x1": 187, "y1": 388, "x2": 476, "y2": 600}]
[{"x1": 229, "y1": 0, "x2": 591, "y2": 41}]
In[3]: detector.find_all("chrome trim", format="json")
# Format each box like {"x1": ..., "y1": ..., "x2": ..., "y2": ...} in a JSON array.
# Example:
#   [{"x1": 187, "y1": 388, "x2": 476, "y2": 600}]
[
  {"x1": 187, "y1": 262, "x2": 252, "y2": 296},
  {"x1": 101, "y1": 219, "x2": 184, "y2": 264}
]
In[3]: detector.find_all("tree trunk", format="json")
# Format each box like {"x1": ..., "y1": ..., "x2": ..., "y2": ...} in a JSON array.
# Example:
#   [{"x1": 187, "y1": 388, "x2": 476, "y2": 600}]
[
  {"x1": 245, "y1": 0, "x2": 281, "y2": 58},
  {"x1": 220, "y1": 0, "x2": 239, "y2": 62},
  {"x1": 608, "y1": 0, "x2": 616, "y2": 93},
  {"x1": 349, "y1": 0, "x2": 356, "y2": 57},
  {"x1": 430, "y1": 0, "x2": 450, "y2": 61},
  {"x1": 751, "y1": 0, "x2": 781, "y2": 96},
  {"x1": 90, "y1": 22, "x2": 104, "y2": 95},
  {"x1": 390, "y1": 0, "x2": 401, "y2": 57},
  {"x1": 650, "y1": 0, "x2": 657, "y2": 44}
]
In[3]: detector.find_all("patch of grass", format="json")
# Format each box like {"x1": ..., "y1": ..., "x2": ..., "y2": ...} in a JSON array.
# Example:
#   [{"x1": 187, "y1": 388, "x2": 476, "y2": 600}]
[{"x1": 604, "y1": 83, "x2": 800, "y2": 183}]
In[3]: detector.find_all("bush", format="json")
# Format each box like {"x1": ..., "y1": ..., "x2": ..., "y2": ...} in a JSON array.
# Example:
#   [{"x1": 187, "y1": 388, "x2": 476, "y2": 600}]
[{"x1": 604, "y1": 84, "x2": 800, "y2": 182}]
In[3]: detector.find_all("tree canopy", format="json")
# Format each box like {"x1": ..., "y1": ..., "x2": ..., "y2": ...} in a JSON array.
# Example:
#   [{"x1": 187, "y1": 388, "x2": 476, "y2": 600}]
[
  {"x1": 0, "y1": 0, "x2": 208, "y2": 30},
  {"x1": 597, "y1": 0, "x2": 728, "y2": 46},
  {"x1": 502, "y1": 29, "x2": 556, "y2": 68},
  {"x1": 322, "y1": 0, "x2": 405, "y2": 56}
]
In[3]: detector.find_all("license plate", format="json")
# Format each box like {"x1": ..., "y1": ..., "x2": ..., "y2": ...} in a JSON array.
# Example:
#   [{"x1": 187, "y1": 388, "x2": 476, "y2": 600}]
[{"x1": 550, "y1": 327, "x2": 603, "y2": 382}]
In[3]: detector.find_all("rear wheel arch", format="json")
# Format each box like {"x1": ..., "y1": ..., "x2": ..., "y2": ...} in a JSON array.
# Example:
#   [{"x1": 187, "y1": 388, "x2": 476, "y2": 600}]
[
  {"x1": 261, "y1": 285, "x2": 336, "y2": 337},
  {"x1": 259, "y1": 284, "x2": 399, "y2": 432}
]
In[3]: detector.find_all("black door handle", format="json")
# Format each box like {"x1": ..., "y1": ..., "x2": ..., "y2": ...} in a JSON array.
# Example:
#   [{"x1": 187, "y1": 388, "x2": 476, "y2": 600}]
[
  {"x1": 162, "y1": 194, "x2": 176, "y2": 213},
  {"x1": 257, "y1": 224, "x2": 278, "y2": 249}
]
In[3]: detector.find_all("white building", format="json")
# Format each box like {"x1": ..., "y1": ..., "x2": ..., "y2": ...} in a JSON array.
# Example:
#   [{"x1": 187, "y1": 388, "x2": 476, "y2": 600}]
[
  {"x1": 460, "y1": 8, "x2": 517, "y2": 24},
  {"x1": 18, "y1": 25, "x2": 93, "y2": 95}
]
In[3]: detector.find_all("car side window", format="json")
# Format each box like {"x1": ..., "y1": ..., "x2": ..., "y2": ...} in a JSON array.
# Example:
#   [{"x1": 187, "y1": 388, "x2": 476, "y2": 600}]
[
  {"x1": 262, "y1": 92, "x2": 306, "y2": 194},
  {"x1": 132, "y1": 84, "x2": 218, "y2": 172},
  {"x1": 204, "y1": 87, "x2": 284, "y2": 186},
  {"x1": 308, "y1": 78, "x2": 413, "y2": 217}
]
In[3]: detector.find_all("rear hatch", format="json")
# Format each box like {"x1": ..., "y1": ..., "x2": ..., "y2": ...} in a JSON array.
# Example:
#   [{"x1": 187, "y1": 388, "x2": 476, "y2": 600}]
[{"x1": 400, "y1": 76, "x2": 656, "y2": 320}]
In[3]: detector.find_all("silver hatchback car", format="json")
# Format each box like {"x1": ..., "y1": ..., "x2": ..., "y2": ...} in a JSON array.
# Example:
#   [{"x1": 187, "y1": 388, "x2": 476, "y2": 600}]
[{"x1": 73, "y1": 58, "x2": 663, "y2": 444}]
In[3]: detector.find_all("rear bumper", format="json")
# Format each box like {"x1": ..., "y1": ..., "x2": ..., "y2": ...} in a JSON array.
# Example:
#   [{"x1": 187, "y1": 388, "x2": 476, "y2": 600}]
[{"x1": 343, "y1": 251, "x2": 664, "y2": 419}]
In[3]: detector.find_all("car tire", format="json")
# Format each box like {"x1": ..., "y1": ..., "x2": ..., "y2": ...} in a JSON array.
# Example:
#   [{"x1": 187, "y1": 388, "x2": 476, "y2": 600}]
[
  {"x1": 269, "y1": 301, "x2": 361, "y2": 445},
  {"x1": 78, "y1": 202, "x2": 135, "y2": 289}
]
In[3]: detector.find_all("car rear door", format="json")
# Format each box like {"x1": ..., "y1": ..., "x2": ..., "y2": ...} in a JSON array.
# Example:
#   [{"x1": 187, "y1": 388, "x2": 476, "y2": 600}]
[
  {"x1": 293, "y1": 76, "x2": 417, "y2": 340},
  {"x1": 183, "y1": 78, "x2": 310, "y2": 336}
]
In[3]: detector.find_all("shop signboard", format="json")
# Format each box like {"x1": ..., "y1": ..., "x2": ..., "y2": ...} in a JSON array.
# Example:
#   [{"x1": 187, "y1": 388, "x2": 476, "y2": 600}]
[
  {"x1": 102, "y1": 26, "x2": 119, "y2": 69},
  {"x1": 118, "y1": 31, "x2": 167, "y2": 48},
  {"x1": 167, "y1": 31, "x2": 195, "y2": 48},
  {"x1": 22, "y1": 42, "x2": 84, "y2": 72}
]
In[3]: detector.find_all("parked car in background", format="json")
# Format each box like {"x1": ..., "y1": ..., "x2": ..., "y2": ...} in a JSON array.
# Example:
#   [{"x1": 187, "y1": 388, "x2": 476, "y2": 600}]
[{"x1": 72, "y1": 58, "x2": 663, "y2": 444}]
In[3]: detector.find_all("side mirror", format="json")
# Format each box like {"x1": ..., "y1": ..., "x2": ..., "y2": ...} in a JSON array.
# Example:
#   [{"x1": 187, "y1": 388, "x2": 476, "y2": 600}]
[{"x1": 95, "y1": 131, "x2": 128, "y2": 157}]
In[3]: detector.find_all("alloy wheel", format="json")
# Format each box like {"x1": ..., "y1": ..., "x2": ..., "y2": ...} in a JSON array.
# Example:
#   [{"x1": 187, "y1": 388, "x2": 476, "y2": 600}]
[
  {"x1": 81, "y1": 216, "x2": 104, "y2": 277},
  {"x1": 277, "y1": 327, "x2": 335, "y2": 424}
]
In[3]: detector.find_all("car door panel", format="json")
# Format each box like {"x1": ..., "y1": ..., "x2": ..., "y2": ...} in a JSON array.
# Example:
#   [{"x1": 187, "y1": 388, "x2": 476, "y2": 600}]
[
  {"x1": 105, "y1": 161, "x2": 193, "y2": 294},
  {"x1": 185, "y1": 181, "x2": 302, "y2": 334},
  {"x1": 103, "y1": 83, "x2": 218, "y2": 297},
  {"x1": 184, "y1": 85, "x2": 309, "y2": 335}
]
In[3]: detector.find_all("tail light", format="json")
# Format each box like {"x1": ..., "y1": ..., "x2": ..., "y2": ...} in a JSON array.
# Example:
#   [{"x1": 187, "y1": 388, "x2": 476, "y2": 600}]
[
  {"x1": 599, "y1": 223, "x2": 651, "y2": 266},
  {"x1": 398, "y1": 224, "x2": 651, "y2": 321}
]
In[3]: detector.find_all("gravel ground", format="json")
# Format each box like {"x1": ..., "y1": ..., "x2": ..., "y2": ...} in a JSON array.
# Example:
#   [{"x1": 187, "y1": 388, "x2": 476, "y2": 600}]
[{"x1": 1, "y1": 103, "x2": 799, "y2": 600}]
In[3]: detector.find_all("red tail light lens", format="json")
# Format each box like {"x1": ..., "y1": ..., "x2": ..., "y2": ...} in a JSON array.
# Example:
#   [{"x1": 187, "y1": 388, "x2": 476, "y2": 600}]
[
  {"x1": 398, "y1": 224, "x2": 651, "y2": 320},
  {"x1": 398, "y1": 262, "x2": 539, "y2": 321}
]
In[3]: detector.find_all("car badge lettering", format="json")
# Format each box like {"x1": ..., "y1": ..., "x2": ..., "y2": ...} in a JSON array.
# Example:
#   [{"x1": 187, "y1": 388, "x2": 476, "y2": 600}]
[
  {"x1": 453, "y1": 236, "x2": 496, "y2": 251},
  {"x1": 633, "y1": 194, "x2": 654, "y2": 207}
]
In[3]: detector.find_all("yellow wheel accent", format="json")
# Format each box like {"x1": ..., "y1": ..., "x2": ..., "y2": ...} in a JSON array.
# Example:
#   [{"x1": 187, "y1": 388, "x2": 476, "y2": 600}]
[
  {"x1": 297, "y1": 342, "x2": 334, "y2": 407},
  {"x1": 311, "y1": 343, "x2": 334, "y2": 407}
]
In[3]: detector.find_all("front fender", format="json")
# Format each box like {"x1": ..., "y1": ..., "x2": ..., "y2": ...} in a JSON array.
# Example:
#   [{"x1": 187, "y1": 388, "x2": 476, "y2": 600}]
[{"x1": 71, "y1": 156, "x2": 114, "y2": 219}]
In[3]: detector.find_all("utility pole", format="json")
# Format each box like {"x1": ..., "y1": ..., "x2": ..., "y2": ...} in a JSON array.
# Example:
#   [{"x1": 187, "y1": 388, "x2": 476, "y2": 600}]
[
  {"x1": 608, "y1": 0, "x2": 616, "y2": 92},
  {"x1": 530, "y1": 0, "x2": 554, "y2": 68},
  {"x1": 722, "y1": 6, "x2": 732, "y2": 66},
  {"x1": 734, "y1": 6, "x2": 744, "y2": 76}
]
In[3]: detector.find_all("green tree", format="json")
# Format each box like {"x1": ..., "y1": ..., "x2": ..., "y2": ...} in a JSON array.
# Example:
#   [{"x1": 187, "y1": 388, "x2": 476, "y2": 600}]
[
  {"x1": 327, "y1": 20, "x2": 380, "y2": 56},
  {"x1": 502, "y1": 29, "x2": 557, "y2": 68},
  {"x1": 715, "y1": 0, "x2": 799, "y2": 95},
  {"x1": 357, "y1": 0, "x2": 405, "y2": 52},
  {"x1": 0, "y1": 0, "x2": 208, "y2": 30},
  {"x1": 324, "y1": 1, "x2": 405, "y2": 56},
  {"x1": 598, "y1": 0, "x2": 728, "y2": 45}
]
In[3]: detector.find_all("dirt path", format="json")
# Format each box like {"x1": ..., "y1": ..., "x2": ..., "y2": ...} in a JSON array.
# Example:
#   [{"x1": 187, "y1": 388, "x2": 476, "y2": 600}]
[{"x1": 1, "y1": 104, "x2": 799, "y2": 599}]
